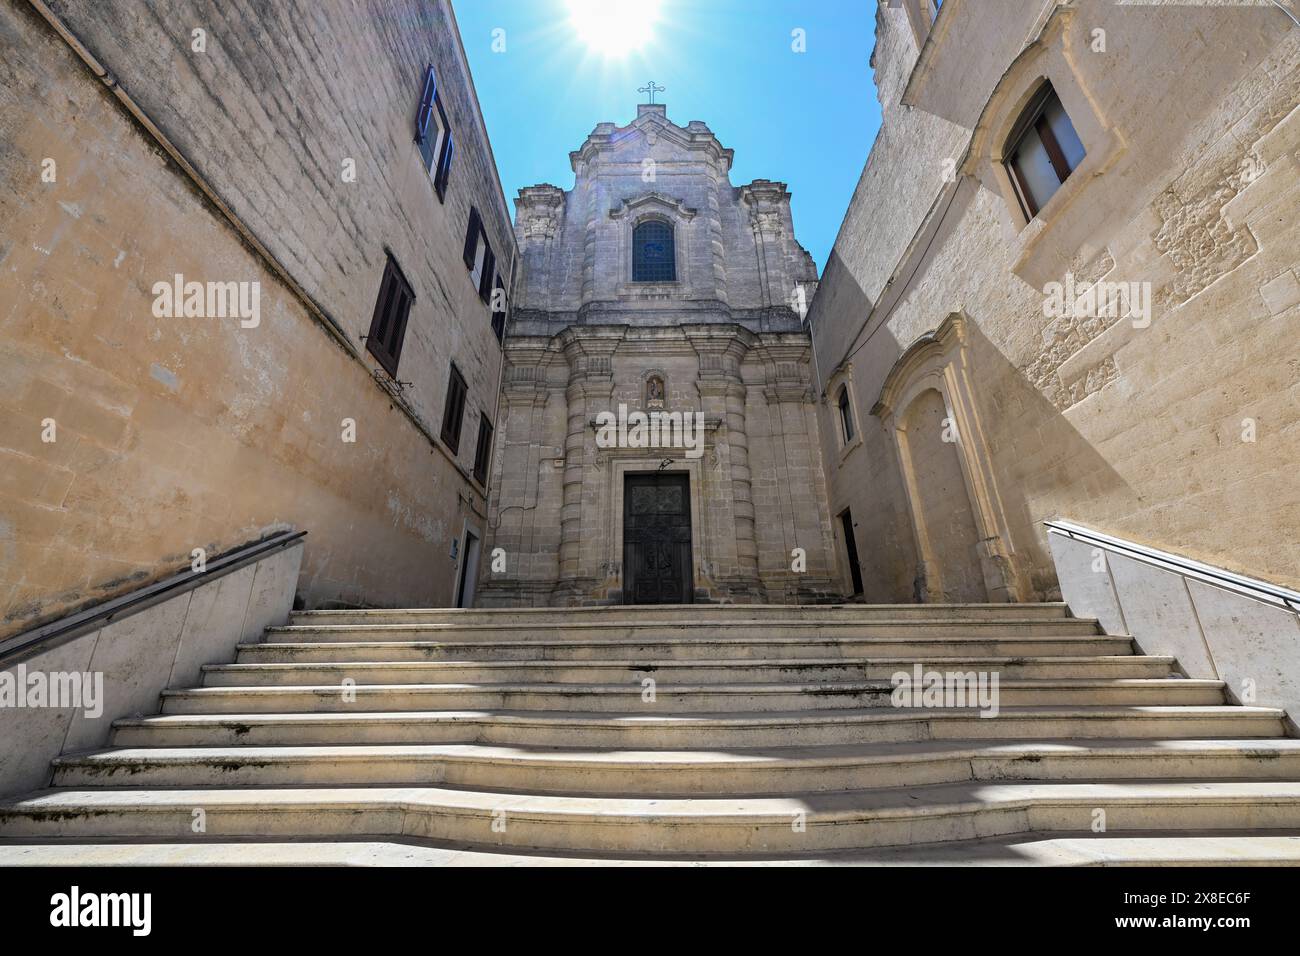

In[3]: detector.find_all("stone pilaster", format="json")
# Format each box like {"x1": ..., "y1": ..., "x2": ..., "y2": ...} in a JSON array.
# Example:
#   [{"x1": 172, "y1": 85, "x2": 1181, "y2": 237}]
[
  {"x1": 514, "y1": 185, "x2": 564, "y2": 311},
  {"x1": 740, "y1": 180, "x2": 794, "y2": 310},
  {"x1": 477, "y1": 341, "x2": 559, "y2": 607},
  {"x1": 554, "y1": 328, "x2": 622, "y2": 604},
  {"x1": 756, "y1": 340, "x2": 839, "y2": 603},
  {"x1": 688, "y1": 326, "x2": 761, "y2": 599}
]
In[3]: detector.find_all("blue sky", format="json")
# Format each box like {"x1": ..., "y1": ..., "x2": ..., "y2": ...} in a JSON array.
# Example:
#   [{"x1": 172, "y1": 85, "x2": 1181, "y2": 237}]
[{"x1": 450, "y1": 0, "x2": 882, "y2": 273}]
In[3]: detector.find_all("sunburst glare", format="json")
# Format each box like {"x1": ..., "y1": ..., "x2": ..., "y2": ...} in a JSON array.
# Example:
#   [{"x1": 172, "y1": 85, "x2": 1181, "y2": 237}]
[{"x1": 565, "y1": 0, "x2": 662, "y2": 58}]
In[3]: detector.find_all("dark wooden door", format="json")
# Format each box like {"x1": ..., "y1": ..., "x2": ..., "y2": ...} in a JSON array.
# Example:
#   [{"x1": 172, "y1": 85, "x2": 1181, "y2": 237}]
[
  {"x1": 623, "y1": 473, "x2": 693, "y2": 605},
  {"x1": 840, "y1": 509, "x2": 864, "y2": 596}
]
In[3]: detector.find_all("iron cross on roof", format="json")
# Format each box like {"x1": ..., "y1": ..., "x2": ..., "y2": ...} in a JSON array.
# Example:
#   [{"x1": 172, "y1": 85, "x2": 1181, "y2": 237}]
[{"x1": 638, "y1": 80, "x2": 665, "y2": 104}]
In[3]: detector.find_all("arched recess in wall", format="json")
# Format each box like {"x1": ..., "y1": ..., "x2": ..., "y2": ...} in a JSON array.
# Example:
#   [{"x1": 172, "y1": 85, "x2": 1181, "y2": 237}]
[
  {"x1": 871, "y1": 313, "x2": 1026, "y2": 603},
  {"x1": 642, "y1": 369, "x2": 667, "y2": 408}
]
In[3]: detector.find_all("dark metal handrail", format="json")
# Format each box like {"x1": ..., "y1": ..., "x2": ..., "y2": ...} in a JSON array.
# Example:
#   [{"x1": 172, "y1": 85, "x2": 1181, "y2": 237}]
[{"x1": 0, "y1": 530, "x2": 306, "y2": 668}]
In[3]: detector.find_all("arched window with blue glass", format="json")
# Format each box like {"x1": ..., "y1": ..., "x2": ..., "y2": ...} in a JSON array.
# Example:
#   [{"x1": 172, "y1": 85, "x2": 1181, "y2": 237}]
[{"x1": 632, "y1": 218, "x2": 676, "y2": 282}]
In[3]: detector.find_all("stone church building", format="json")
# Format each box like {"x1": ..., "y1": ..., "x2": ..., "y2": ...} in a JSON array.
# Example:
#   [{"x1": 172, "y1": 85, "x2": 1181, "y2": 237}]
[
  {"x1": 4, "y1": 0, "x2": 1300, "y2": 869},
  {"x1": 480, "y1": 104, "x2": 838, "y2": 606}
]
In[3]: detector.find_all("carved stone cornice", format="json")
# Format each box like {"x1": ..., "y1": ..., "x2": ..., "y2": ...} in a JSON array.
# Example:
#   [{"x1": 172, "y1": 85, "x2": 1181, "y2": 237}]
[
  {"x1": 739, "y1": 179, "x2": 792, "y2": 235},
  {"x1": 569, "y1": 106, "x2": 734, "y2": 173},
  {"x1": 515, "y1": 184, "x2": 565, "y2": 242},
  {"x1": 871, "y1": 312, "x2": 967, "y2": 421},
  {"x1": 608, "y1": 192, "x2": 698, "y2": 222}
]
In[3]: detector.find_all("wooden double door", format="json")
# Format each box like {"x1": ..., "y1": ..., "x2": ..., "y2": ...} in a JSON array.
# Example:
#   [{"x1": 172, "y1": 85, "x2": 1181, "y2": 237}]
[{"x1": 622, "y1": 473, "x2": 693, "y2": 605}]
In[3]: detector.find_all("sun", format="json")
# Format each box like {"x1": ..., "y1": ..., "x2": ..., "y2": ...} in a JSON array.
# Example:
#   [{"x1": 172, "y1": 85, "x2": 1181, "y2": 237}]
[{"x1": 565, "y1": 0, "x2": 662, "y2": 58}]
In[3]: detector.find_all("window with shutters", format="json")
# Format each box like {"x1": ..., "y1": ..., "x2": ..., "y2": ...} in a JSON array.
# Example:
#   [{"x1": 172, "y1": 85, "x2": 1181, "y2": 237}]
[
  {"x1": 441, "y1": 362, "x2": 468, "y2": 453},
  {"x1": 838, "y1": 385, "x2": 856, "y2": 444},
  {"x1": 1003, "y1": 83, "x2": 1086, "y2": 219},
  {"x1": 490, "y1": 273, "x2": 508, "y2": 341},
  {"x1": 472, "y1": 413, "x2": 494, "y2": 486},
  {"x1": 632, "y1": 219, "x2": 676, "y2": 282},
  {"x1": 365, "y1": 254, "x2": 415, "y2": 377},
  {"x1": 463, "y1": 207, "x2": 495, "y2": 304},
  {"x1": 415, "y1": 65, "x2": 454, "y2": 201}
]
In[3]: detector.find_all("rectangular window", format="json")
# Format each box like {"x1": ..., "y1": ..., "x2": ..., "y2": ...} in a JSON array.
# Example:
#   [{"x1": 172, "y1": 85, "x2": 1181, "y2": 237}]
[
  {"x1": 490, "y1": 274, "x2": 508, "y2": 341},
  {"x1": 365, "y1": 254, "x2": 415, "y2": 377},
  {"x1": 473, "y1": 413, "x2": 494, "y2": 486},
  {"x1": 1005, "y1": 84, "x2": 1086, "y2": 219},
  {"x1": 463, "y1": 207, "x2": 494, "y2": 303},
  {"x1": 441, "y1": 362, "x2": 468, "y2": 453},
  {"x1": 838, "y1": 386, "x2": 856, "y2": 444},
  {"x1": 415, "y1": 65, "x2": 454, "y2": 201}
]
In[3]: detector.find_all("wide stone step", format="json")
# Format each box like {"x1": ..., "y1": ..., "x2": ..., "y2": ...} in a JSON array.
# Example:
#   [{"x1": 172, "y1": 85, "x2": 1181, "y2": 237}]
[
  {"x1": 110, "y1": 705, "x2": 1289, "y2": 749},
  {"x1": 8, "y1": 831, "x2": 1300, "y2": 866},
  {"x1": 263, "y1": 618, "x2": 1105, "y2": 643},
  {"x1": 158, "y1": 678, "x2": 1226, "y2": 714},
  {"x1": 251, "y1": 634, "x2": 1135, "y2": 659},
  {"x1": 205, "y1": 656, "x2": 1175, "y2": 686},
  {"x1": 50, "y1": 739, "x2": 1300, "y2": 793},
  {"x1": 289, "y1": 602, "x2": 1077, "y2": 627},
  {"x1": 6, "y1": 781, "x2": 1300, "y2": 853}
]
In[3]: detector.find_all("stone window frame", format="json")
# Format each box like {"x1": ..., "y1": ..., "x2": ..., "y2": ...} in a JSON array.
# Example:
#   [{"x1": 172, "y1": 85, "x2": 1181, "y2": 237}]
[
  {"x1": 1002, "y1": 81, "x2": 1086, "y2": 220},
  {"x1": 824, "y1": 363, "x2": 863, "y2": 463},
  {"x1": 609, "y1": 194, "x2": 696, "y2": 294},
  {"x1": 870, "y1": 313, "x2": 1025, "y2": 602},
  {"x1": 964, "y1": 11, "x2": 1127, "y2": 288}
]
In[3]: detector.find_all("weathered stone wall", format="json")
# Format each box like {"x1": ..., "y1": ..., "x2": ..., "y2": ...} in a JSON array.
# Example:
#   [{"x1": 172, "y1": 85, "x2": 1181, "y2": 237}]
[
  {"x1": 0, "y1": 0, "x2": 515, "y2": 635},
  {"x1": 810, "y1": 0, "x2": 1300, "y2": 602}
]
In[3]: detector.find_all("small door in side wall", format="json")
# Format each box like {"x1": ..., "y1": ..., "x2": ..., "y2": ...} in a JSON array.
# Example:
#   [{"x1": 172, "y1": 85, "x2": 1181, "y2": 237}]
[
  {"x1": 623, "y1": 473, "x2": 693, "y2": 605},
  {"x1": 455, "y1": 528, "x2": 481, "y2": 608},
  {"x1": 840, "y1": 509, "x2": 864, "y2": 597}
]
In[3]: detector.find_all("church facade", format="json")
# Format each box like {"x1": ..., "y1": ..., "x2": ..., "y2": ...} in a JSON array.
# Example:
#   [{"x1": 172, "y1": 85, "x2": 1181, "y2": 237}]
[{"x1": 480, "y1": 104, "x2": 838, "y2": 606}]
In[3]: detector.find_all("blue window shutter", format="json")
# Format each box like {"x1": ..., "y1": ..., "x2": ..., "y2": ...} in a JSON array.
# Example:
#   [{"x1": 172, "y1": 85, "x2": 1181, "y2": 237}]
[{"x1": 416, "y1": 65, "x2": 437, "y2": 141}]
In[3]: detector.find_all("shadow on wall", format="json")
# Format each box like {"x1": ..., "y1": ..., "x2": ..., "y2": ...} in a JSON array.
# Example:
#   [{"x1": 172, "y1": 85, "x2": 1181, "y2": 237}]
[
  {"x1": 812, "y1": 254, "x2": 919, "y2": 604},
  {"x1": 822, "y1": 303, "x2": 1139, "y2": 605},
  {"x1": 952, "y1": 319, "x2": 1137, "y2": 598}
]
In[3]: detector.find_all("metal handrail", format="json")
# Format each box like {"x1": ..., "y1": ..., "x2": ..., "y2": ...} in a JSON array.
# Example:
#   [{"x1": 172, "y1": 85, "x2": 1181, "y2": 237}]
[
  {"x1": 1044, "y1": 519, "x2": 1299, "y2": 614},
  {"x1": 0, "y1": 530, "x2": 306, "y2": 668}
]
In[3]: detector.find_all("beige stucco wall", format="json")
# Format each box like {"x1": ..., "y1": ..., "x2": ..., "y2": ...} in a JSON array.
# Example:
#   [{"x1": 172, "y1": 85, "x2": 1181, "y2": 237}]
[
  {"x1": 0, "y1": 0, "x2": 515, "y2": 635},
  {"x1": 810, "y1": 0, "x2": 1300, "y2": 602}
]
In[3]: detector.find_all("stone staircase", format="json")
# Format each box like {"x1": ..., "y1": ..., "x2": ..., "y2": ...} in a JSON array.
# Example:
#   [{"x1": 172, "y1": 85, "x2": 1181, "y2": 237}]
[{"x1": 4, "y1": 603, "x2": 1300, "y2": 865}]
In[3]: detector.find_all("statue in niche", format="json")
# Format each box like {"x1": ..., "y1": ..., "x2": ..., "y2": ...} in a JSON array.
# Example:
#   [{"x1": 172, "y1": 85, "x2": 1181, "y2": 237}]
[{"x1": 646, "y1": 375, "x2": 665, "y2": 408}]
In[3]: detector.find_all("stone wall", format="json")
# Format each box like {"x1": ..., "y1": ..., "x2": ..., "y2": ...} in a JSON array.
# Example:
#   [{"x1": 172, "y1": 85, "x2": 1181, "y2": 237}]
[
  {"x1": 0, "y1": 0, "x2": 515, "y2": 634},
  {"x1": 810, "y1": 0, "x2": 1300, "y2": 602}
]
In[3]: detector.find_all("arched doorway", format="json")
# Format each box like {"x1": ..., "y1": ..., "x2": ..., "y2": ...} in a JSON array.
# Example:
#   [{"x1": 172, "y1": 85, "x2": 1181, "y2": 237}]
[{"x1": 871, "y1": 314, "x2": 1026, "y2": 604}]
